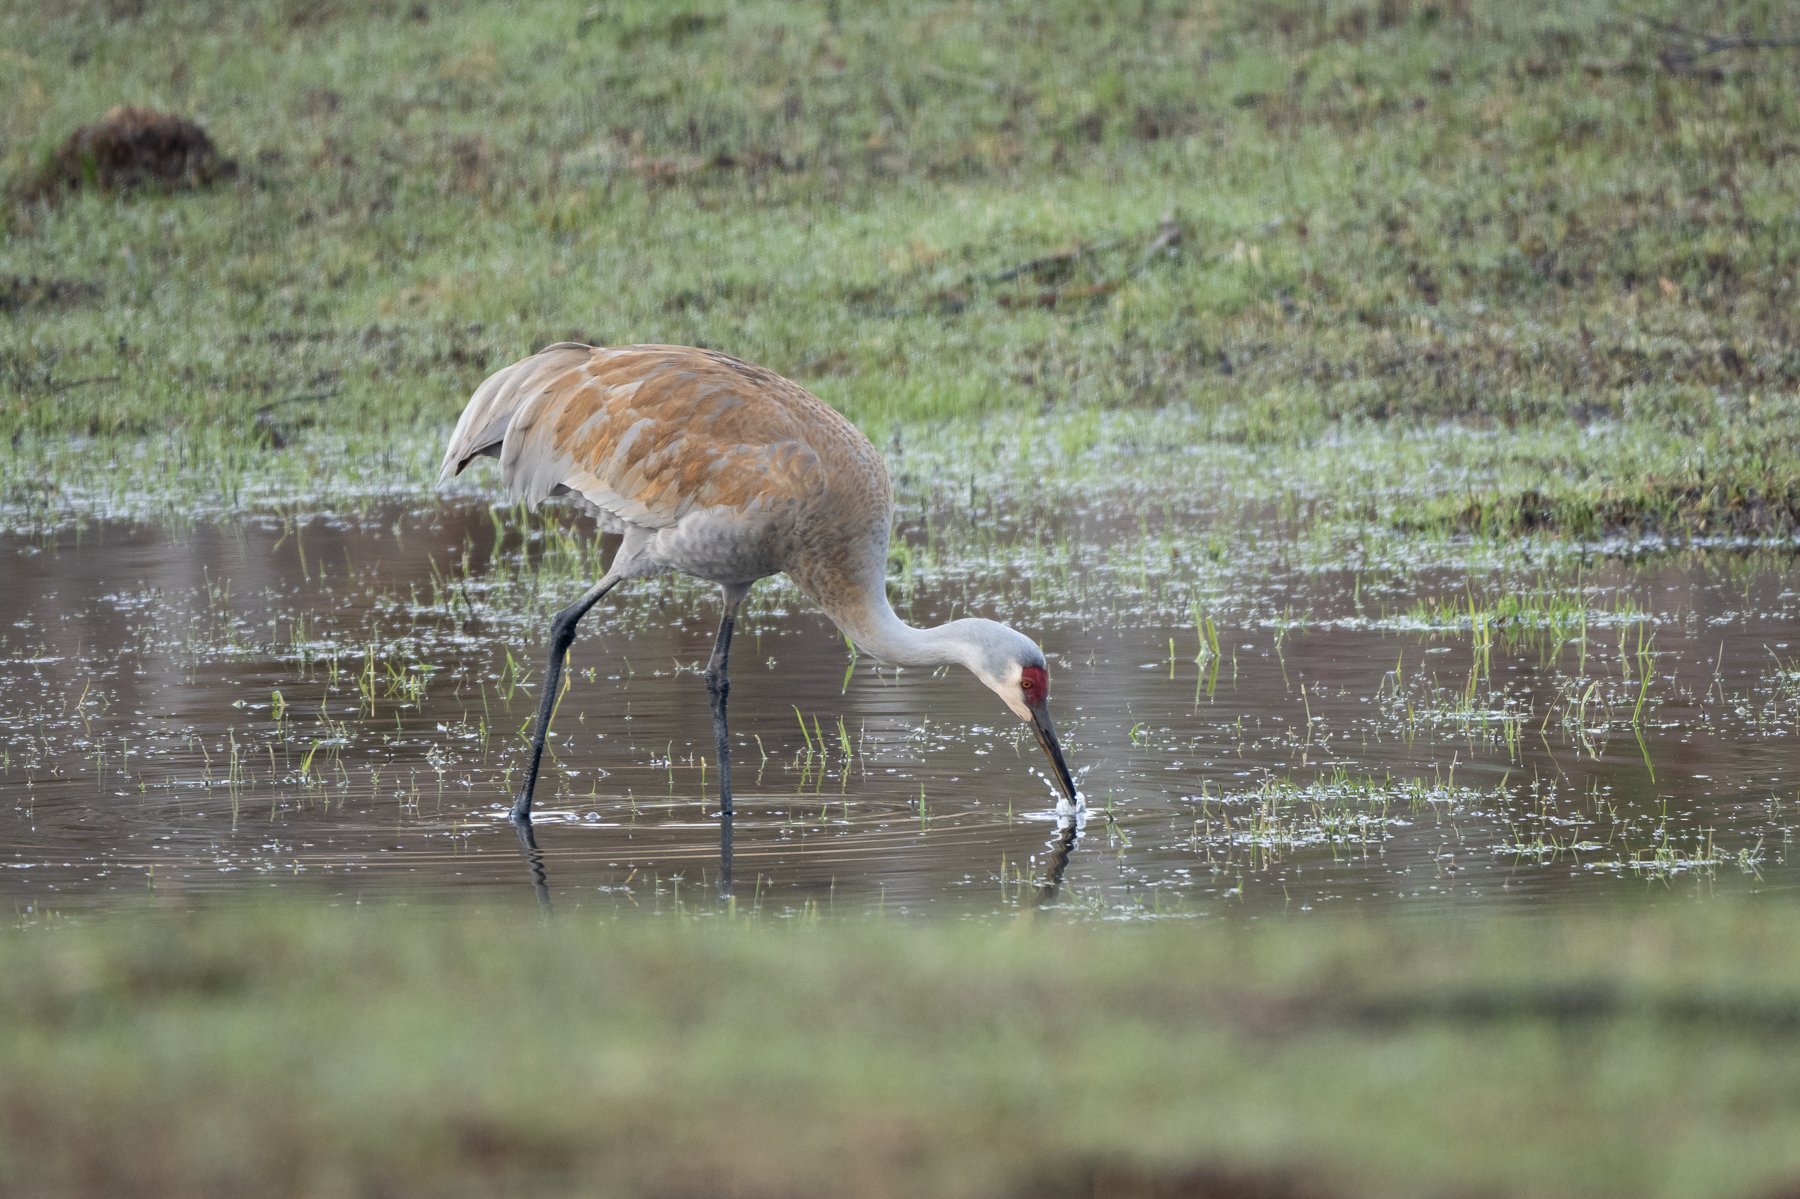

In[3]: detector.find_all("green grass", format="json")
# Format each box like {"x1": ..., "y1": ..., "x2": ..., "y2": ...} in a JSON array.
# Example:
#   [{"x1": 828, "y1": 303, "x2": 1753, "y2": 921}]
[
  {"x1": 4, "y1": 0, "x2": 1800, "y2": 536},
  {"x1": 7, "y1": 901, "x2": 1800, "y2": 1198}
]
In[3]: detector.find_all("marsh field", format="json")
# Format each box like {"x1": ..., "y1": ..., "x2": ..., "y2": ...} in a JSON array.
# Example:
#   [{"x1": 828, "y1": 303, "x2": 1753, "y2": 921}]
[{"x1": 5, "y1": 0, "x2": 1800, "y2": 1195}]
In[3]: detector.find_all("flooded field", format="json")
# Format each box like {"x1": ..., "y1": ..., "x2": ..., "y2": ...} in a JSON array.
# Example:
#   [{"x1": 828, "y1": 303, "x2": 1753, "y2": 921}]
[{"x1": 4, "y1": 492, "x2": 1799, "y2": 920}]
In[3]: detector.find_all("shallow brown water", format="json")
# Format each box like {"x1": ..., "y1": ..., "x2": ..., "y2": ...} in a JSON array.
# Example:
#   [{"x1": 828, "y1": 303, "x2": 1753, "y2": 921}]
[{"x1": 3, "y1": 502, "x2": 1799, "y2": 920}]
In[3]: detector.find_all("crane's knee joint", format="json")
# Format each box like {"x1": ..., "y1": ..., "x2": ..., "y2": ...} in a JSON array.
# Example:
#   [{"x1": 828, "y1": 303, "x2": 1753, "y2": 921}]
[
  {"x1": 705, "y1": 667, "x2": 728, "y2": 698},
  {"x1": 551, "y1": 607, "x2": 586, "y2": 644}
]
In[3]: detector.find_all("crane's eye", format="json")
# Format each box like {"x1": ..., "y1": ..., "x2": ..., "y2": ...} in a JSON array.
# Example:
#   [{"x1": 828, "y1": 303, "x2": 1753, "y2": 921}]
[{"x1": 1020, "y1": 665, "x2": 1049, "y2": 698}]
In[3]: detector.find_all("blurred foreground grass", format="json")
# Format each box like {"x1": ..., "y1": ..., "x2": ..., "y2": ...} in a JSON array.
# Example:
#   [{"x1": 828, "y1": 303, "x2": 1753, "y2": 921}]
[
  {"x1": 3, "y1": 0, "x2": 1799, "y2": 536},
  {"x1": 6, "y1": 900, "x2": 1800, "y2": 1198}
]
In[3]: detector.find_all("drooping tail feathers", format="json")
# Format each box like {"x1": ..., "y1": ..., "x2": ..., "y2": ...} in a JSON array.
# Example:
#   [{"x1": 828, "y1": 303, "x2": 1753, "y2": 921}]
[{"x1": 436, "y1": 342, "x2": 594, "y2": 485}]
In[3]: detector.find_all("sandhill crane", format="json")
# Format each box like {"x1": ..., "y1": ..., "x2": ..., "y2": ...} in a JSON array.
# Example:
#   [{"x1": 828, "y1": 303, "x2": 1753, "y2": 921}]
[{"x1": 439, "y1": 343, "x2": 1081, "y2": 848}]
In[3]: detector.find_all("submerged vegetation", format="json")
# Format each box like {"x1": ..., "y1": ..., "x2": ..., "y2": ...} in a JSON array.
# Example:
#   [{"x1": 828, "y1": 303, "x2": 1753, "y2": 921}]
[{"x1": 2, "y1": 0, "x2": 1799, "y2": 540}]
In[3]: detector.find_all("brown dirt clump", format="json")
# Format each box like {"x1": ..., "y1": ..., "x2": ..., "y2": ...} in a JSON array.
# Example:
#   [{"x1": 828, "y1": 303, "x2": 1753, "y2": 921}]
[
  {"x1": 0, "y1": 275, "x2": 102, "y2": 313},
  {"x1": 24, "y1": 105, "x2": 235, "y2": 200}
]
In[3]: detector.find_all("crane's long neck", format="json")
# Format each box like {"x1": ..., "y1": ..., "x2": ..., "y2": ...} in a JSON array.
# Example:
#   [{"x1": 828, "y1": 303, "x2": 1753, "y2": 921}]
[
  {"x1": 786, "y1": 503, "x2": 975, "y2": 670},
  {"x1": 792, "y1": 544, "x2": 968, "y2": 667},
  {"x1": 824, "y1": 586, "x2": 972, "y2": 669}
]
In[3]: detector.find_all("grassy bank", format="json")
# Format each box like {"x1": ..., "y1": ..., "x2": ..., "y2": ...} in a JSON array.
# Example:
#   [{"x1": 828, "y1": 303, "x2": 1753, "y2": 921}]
[
  {"x1": 3, "y1": 0, "x2": 1799, "y2": 537},
  {"x1": 5, "y1": 901, "x2": 1800, "y2": 1197}
]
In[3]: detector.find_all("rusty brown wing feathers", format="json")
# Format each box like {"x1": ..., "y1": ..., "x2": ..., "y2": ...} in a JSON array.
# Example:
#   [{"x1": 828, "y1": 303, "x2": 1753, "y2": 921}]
[{"x1": 439, "y1": 344, "x2": 849, "y2": 534}]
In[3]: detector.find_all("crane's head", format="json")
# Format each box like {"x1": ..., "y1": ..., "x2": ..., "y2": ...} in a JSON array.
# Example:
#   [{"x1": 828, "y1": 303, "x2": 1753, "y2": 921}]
[{"x1": 956, "y1": 621, "x2": 1081, "y2": 808}]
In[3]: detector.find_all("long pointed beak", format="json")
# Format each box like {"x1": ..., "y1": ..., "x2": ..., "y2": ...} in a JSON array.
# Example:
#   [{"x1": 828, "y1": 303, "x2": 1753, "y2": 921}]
[{"x1": 1028, "y1": 701, "x2": 1080, "y2": 807}]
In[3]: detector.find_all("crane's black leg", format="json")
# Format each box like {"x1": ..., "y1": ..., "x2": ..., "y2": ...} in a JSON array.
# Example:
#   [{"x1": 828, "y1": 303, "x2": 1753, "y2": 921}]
[
  {"x1": 705, "y1": 584, "x2": 750, "y2": 895},
  {"x1": 513, "y1": 573, "x2": 623, "y2": 824}
]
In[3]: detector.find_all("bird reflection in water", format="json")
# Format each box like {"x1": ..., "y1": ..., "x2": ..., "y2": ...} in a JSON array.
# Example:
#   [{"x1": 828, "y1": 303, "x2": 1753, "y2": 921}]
[
  {"x1": 513, "y1": 804, "x2": 1085, "y2": 913},
  {"x1": 513, "y1": 820, "x2": 552, "y2": 913},
  {"x1": 511, "y1": 808, "x2": 738, "y2": 914},
  {"x1": 1034, "y1": 809, "x2": 1085, "y2": 908}
]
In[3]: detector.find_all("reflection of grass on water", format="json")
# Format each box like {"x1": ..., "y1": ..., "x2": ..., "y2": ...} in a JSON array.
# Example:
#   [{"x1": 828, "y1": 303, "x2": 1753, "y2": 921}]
[
  {"x1": 1179, "y1": 766, "x2": 1778, "y2": 889},
  {"x1": 1188, "y1": 769, "x2": 1437, "y2": 870},
  {"x1": 1399, "y1": 581, "x2": 1636, "y2": 653},
  {"x1": 9, "y1": 903, "x2": 1800, "y2": 1197},
  {"x1": 1375, "y1": 596, "x2": 1666, "y2": 764}
]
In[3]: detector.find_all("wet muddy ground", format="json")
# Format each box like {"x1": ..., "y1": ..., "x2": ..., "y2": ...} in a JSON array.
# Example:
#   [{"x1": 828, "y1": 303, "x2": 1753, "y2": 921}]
[{"x1": 4, "y1": 495, "x2": 1798, "y2": 919}]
